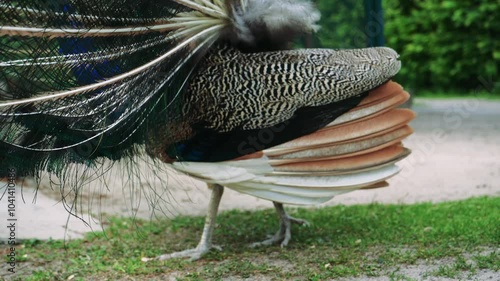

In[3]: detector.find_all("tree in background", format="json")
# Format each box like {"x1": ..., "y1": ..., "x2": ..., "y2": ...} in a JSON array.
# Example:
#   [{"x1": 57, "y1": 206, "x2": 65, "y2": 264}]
[
  {"x1": 316, "y1": 0, "x2": 499, "y2": 95},
  {"x1": 315, "y1": 0, "x2": 366, "y2": 48}
]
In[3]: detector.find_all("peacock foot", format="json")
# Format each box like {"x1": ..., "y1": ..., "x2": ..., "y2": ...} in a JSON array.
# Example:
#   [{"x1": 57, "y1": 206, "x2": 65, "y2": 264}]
[
  {"x1": 143, "y1": 244, "x2": 222, "y2": 262},
  {"x1": 251, "y1": 202, "x2": 310, "y2": 248},
  {"x1": 142, "y1": 184, "x2": 224, "y2": 261}
]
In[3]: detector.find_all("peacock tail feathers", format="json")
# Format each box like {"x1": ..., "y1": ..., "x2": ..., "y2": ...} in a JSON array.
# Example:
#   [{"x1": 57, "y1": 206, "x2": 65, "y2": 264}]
[
  {"x1": 0, "y1": 0, "x2": 322, "y2": 177},
  {"x1": 0, "y1": 0, "x2": 410, "y2": 216}
]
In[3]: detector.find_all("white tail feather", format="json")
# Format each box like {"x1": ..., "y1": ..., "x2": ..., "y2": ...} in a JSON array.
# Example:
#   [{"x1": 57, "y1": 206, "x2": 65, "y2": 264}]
[{"x1": 171, "y1": 156, "x2": 400, "y2": 205}]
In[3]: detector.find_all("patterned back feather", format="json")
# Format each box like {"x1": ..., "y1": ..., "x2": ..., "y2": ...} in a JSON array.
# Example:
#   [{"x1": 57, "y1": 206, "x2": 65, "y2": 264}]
[{"x1": 162, "y1": 46, "x2": 400, "y2": 162}]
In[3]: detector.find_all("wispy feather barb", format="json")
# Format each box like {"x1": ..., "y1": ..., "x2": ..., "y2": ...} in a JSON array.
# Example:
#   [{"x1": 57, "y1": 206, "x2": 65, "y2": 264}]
[{"x1": 1, "y1": 0, "x2": 320, "y2": 179}]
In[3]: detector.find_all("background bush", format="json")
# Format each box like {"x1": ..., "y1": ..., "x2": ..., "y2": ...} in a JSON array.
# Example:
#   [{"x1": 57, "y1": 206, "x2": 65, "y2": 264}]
[
  {"x1": 315, "y1": 0, "x2": 499, "y2": 95},
  {"x1": 315, "y1": 1, "x2": 367, "y2": 49}
]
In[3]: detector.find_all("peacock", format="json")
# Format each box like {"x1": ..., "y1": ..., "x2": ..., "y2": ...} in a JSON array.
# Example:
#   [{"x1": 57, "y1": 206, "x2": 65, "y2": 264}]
[{"x1": 0, "y1": 0, "x2": 414, "y2": 260}]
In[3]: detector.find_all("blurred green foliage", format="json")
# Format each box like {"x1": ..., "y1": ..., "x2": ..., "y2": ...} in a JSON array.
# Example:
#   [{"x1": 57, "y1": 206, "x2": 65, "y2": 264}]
[
  {"x1": 315, "y1": 1, "x2": 367, "y2": 49},
  {"x1": 315, "y1": 0, "x2": 499, "y2": 95}
]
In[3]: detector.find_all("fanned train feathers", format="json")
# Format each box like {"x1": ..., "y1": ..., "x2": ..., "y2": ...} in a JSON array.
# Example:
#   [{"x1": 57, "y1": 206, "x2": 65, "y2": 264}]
[
  {"x1": 1, "y1": 1, "x2": 414, "y2": 209},
  {"x1": 1, "y1": 0, "x2": 219, "y2": 173},
  {"x1": 0, "y1": 0, "x2": 327, "y2": 176}
]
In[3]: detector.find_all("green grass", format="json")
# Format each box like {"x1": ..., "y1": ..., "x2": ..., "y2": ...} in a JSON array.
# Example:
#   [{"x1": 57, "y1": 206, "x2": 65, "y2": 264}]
[{"x1": 2, "y1": 197, "x2": 499, "y2": 280}]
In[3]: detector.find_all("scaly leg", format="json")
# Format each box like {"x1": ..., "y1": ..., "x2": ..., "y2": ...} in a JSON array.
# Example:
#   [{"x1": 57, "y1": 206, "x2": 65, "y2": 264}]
[
  {"x1": 143, "y1": 184, "x2": 224, "y2": 261},
  {"x1": 251, "y1": 201, "x2": 309, "y2": 248}
]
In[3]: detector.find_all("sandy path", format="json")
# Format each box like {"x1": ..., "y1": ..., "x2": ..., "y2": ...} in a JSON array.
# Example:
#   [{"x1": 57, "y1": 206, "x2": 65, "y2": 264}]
[{"x1": 0, "y1": 98, "x2": 499, "y2": 240}]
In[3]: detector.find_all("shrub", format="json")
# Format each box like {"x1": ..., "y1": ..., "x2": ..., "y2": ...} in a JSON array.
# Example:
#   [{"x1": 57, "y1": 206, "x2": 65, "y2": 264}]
[{"x1": 316, "y1": 0, "x2": 500, "y2": 95}]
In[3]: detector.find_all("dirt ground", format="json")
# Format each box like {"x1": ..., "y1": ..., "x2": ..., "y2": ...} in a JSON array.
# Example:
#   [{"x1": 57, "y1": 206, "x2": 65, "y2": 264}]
[{"x1": 1, "y1": 98, "x2": 499, "y2": 241}]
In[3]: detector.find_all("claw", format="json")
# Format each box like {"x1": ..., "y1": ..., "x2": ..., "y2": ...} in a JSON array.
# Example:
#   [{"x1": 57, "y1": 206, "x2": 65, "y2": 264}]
[
  {"x1": 289, "y1": 217, "x2": 310, "y2": 227},
  {"x1": 251, "y1": 202, "x2": 310, "y2": 248},
  {"x1": 143, "y1": 244, "x2": 222, "y2": 262}
]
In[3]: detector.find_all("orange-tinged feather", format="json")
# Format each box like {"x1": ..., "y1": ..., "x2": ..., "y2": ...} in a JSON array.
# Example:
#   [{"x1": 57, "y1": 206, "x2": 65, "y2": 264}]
[
  {"x1": 358, "y1": 81, "x2": 403, "y2": 106},
  {"x1": 329, "y1": 87, "x2": 410, "y2": 126},
  {"x1": 273, "y1": 144, "x2": 409, "y2": 172},
  {"x1": 360, "y1": 181, "x2": 389, "y2": 190},
  {"x1": 268, "y1": 125, "x2": 414, "y2": 164},
  {"x1": 267, "y1": 108, "x2": 415, "y2": 154}
]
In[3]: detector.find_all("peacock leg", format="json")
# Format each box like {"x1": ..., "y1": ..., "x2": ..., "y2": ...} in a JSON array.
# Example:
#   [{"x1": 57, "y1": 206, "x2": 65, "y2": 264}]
[
  {"x1": 251, "y1": 201, "x2": 309, "y2": 248},
  {"x1": 145, "y1": 184, "x2": 224, "y2": 261}
]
